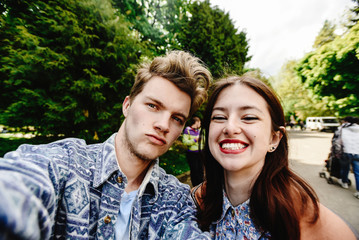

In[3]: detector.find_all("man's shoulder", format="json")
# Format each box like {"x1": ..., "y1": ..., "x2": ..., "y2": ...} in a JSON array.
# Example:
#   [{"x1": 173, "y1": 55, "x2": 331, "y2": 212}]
[{"x1": 156, "y1": 167, "x2": 191, "y2": 195}]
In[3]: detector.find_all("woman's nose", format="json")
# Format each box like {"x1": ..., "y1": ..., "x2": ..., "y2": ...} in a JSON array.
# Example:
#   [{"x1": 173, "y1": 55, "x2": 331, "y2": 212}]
[{"x1": 223, "y1": 118, "x2": 241, "y2": 136}]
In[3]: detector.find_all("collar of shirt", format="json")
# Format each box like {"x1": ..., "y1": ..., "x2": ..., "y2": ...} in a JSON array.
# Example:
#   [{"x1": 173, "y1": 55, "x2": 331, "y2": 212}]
[
  {"x1": 214, "y1": 190, "x2": 268, "y2": 240},
  {"x1": 217, "y1": 190, "x2": 250, "y2": 223},
  {"x1": 93, "y1": 133, "x2": 159, "y2": 202}
]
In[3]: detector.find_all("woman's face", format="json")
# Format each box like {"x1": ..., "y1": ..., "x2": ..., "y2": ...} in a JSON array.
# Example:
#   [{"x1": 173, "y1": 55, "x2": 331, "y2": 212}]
[{"x1": 208, "y1": 84, "x2": 281, "y2": 176}]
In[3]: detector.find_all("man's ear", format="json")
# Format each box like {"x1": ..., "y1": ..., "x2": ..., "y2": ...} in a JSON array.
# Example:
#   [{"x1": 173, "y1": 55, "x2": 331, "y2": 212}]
[{"x1": 122, "y1": 96, "x2": 131, "y2": 117}]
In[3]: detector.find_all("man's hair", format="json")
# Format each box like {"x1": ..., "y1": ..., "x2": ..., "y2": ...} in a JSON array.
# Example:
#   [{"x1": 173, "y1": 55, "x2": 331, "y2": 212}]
[
  {"x1": 343, "y1": 116, "x2": 359, "y2": 124},
  {"x1": 129, "y1": 51, "x2": 211, "y2": 116}
]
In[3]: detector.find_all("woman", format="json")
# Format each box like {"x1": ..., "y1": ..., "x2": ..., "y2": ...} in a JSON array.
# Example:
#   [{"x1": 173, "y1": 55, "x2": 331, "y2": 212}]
[
  {"x1": 182, "y1": 116, "x2": 204, "y2": 186},
  {"x1": 192, "y1": 75, "x2": 356, "y2": 239}
]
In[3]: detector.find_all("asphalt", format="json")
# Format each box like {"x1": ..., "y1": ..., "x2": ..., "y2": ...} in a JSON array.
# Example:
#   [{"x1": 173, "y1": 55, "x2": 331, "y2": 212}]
[{"x1": 177, "y1": 129, "x2": 359, "y2": 235}]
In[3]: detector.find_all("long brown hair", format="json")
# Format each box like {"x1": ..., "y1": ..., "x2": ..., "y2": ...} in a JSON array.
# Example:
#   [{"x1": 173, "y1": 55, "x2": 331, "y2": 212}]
[{"x1": 198, "y1": 75, "x2": 319, "y2": 239}]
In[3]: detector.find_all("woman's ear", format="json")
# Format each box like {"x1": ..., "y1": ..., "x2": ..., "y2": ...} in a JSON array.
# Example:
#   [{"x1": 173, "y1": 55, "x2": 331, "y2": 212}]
[
  {"x1": 122, "y1": 96, "x2": 131, "y2": 117},
  {"x1": 269, "y1": 126, "x2": 285, "y2": 152}
]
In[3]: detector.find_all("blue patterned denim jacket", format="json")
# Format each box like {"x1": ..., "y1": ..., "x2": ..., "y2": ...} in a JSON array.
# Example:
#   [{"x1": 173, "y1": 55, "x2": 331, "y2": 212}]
[{"x1": 0, "y1": 133, "x2": 210, "y2": 240}]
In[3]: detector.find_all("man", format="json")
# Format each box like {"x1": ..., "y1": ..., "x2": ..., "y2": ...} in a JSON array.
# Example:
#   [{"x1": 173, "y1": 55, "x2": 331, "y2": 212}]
[
  {"x1": 0, "y1": 51, "x2": 212, "y2": 239},
  {"x1": 182, "y1": 116, "x2": 204, "y2": 186},
  {"x1": 338, "y1": 116, "x2": 359, "y2": 198}
]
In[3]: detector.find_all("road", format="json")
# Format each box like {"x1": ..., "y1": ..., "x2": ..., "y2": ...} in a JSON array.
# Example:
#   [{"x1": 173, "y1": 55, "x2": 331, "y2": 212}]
[
  {"x1": 178, "y1": 129, "x2": 359, "y2": 233},
  {"x1": 288, "y1": 130, "x2": 359, "y2": 234}
]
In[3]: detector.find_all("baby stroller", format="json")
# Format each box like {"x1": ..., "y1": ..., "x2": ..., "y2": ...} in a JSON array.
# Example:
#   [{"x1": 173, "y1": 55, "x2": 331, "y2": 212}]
[
  {"x1": 319, "y1": 130, "x2": 352, "y2": 186},
  {"x1": 319, "y1": 153, "x2": 352, "y2": 186}
]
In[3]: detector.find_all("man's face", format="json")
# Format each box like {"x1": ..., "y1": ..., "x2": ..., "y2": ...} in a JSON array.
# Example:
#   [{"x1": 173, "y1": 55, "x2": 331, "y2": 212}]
[{"x1": 121, "y1": 76, "x2": 191, "y2": 161}]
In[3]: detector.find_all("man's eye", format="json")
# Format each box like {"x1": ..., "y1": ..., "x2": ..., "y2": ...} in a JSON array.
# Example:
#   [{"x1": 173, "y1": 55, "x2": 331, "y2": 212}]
[
  {"x1": 148, "y1": 103, "x2": 156, "y2": 109},
  {"x1": 173, "y1": 116, "x2": 184, "y2": 125}
]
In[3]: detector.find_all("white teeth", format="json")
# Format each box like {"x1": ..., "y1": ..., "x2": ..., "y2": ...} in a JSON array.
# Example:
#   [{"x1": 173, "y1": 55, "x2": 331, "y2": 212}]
[{"x1": 221, "y1": 143, "x2": 246, "y2": 150}]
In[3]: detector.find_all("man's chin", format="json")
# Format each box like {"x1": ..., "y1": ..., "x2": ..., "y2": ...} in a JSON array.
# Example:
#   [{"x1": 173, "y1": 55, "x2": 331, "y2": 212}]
[{"x1": 133, "y1": 151, "x2": 161, "y2": 162}]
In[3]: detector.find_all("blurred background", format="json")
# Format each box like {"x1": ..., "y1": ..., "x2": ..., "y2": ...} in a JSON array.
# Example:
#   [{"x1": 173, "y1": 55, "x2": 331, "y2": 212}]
[{"x1": 0, "y1": 0, "x2": 358, "y2": 174}]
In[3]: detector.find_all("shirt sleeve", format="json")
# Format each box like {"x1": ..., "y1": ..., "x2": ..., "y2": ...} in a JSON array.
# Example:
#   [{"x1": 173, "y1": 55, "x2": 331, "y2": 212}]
[
  {"x1": 162, "y1": 186, "x2": 212, "y2": 240},
  {"x1": 0, "y1": 142, "x2": 69, "y2": 240}
]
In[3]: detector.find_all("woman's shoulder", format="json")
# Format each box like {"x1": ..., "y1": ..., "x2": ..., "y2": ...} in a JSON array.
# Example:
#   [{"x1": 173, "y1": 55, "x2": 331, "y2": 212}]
[
  {"x1": 300, "y1": 203, "x2": 356, "y2": 240},
  {"x1": 191, "y1": 182, "x2": 205, "y2": 210}
]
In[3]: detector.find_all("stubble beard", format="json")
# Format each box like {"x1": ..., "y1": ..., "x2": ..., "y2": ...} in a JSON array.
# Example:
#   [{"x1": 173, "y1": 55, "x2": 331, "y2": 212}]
[{"x1": 124, "y1": 128, "x2": 157, "y2": 162}]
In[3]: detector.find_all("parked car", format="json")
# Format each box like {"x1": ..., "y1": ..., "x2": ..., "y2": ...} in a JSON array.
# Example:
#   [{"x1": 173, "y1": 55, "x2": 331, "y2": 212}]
[{"x1": 305, "y1": 117, "x2": 340, "y2": 132}]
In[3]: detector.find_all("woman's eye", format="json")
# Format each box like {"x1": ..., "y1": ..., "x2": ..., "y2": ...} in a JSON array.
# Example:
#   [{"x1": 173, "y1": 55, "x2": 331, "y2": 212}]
[
  {"x1": 211, "y1": 116, "x2": 226, "y2": 121},
  {"x1": 243, "y1": 116, "x2": 258, "y2": 121}
]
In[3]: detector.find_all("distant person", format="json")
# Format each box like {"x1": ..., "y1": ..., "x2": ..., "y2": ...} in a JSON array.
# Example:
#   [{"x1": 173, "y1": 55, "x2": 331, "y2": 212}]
[
  {"x1": 1, "y1": 127, "x2": 8, "y2": 133},
  {"x1": 183, "y1": 116, "x2": 204, "y2": 186},
  {"x1": 339, "y1": 116, "x2": 359, "y2": 199},
  {"x1": 298, "y1": 120, "x2": 305, "y2": 130},
  {"x1": 191, "y1": 75, "x2": 356, "y2": 239},
  {"x1": 0, "y1": 51, "x2": 212, "y2": 239}
]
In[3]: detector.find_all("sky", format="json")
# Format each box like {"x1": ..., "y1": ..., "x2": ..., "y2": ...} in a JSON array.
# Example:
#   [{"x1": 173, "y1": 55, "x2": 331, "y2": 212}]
[{"x1": 209, "y1": 0, "x2": 355, "y2": 76}]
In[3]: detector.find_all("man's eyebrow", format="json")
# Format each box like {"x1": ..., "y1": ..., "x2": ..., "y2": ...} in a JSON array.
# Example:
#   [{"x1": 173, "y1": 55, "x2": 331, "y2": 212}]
[
  {"x1": 147, "y1": 96, "x2": 188, "y2": 120},
  {"x1": 147, "y1": 97, "x2": 164, "y2": 109}
]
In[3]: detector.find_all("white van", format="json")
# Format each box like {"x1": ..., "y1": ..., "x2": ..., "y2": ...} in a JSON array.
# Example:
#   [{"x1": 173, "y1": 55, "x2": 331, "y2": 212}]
[{"x1": 305, "y1": 117, "x2": 340, "y2": 132}]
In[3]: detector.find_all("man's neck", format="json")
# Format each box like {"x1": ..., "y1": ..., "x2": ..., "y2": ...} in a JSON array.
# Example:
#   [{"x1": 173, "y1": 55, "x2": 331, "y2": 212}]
[{"x1": 115, "y1": 131, "x2": 153, "y2": 193}]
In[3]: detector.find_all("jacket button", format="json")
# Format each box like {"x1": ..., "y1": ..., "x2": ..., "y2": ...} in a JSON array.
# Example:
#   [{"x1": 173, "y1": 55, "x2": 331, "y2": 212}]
[
  {"x1": 231, "y1": 209, "x2": 235, "y2": 217},
  {"x1": 104, "y1": 215, "x2": 111, "y2": 224},
  {"x1": 117, "y1": 176, "x2": 123, "y2": 183}
]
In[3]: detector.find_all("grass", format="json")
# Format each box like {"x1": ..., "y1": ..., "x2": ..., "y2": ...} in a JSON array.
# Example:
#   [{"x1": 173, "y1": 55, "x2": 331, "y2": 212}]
[
  {"x1": 0, "y1": 133, "x2": 190, "y2": 176},
  {"x1": 159, "y1": 150, "x2": 189, "y2": 176},
  {"x1": 0, "y1": 133, "x2": 62, "y2": 157}
]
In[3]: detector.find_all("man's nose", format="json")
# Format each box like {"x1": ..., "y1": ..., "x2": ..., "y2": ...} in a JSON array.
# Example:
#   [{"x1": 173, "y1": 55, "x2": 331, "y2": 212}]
[{"x1": 154, "y1": 114, "x2": 170, "y2": 133}]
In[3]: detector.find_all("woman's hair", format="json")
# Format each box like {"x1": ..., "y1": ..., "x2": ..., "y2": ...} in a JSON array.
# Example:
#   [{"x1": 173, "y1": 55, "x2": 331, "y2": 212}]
[
  {"x1": 188, "y1": 116, "x2": 201, "y2": 127},
  {"x1": 129, "y1": 50, "x2": 211, "y2": 116},
  {"x1": 198, "y1": 75, "x2": 319, "y2": 239}
]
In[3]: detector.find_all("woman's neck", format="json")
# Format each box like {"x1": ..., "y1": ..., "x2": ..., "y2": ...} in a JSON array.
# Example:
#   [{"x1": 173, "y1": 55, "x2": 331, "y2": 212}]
[{"x1": 224, "y1": 171, "x2": 258, "y2": 206}]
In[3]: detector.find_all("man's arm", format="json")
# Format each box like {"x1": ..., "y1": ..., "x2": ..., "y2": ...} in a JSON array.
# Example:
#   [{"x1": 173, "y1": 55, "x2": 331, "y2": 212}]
[
  {"x1": 0, "y1": 142, "x2": 68, "y2": 239},
  {"x1": 162, "y1": 185, "x2": 211, "y2": 240}
]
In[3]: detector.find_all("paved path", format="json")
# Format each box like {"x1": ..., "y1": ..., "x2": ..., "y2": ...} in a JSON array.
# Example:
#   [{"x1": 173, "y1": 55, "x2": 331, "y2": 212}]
[{"x1": 177, "y1": 130, "x2": 359, "y2": 233}]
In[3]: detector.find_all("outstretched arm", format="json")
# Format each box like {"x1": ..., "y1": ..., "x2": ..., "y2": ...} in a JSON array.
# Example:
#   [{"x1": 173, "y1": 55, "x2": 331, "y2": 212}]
[
  {"x1": 0, "y1": 143, "x2": 68, "y2": 239},
  {"x1": 162, "y1": 187, "x2": 211, "y2": 240}
]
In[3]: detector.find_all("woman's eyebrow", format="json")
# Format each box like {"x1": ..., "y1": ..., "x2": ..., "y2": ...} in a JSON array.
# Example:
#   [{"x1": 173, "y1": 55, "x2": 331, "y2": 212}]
[{"x1": 212, "y1": 105, "x2": 264, "y2": 113}]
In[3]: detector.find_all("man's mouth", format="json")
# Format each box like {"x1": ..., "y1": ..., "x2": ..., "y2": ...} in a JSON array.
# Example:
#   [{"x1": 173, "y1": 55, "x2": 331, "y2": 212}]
[{"x1": 147, "y1": 134, "x2": 167, "y2": 145}]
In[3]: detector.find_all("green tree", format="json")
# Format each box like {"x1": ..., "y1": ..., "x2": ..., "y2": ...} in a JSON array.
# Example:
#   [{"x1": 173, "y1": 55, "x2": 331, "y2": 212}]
[
  {"x1": 0, "y1": 0, "x2": 143, "y2": 141},
  {"x1": 297, "y1": 22, "x2": 359, "y2": 117},
  {"x1": 112, "y1": 0, "x2": 190, "y2": 56},
  {"x1": 276, "y1": 60, "x2": 337, "y2": 121},
  {"x1": 244, "y1": 68, "x2": 272, "y2": 87},
  {"x1": 313, "y1": 20, "x2": 337, "y2": 48},
  {"x1": 177, "y1": 0, "x2": 250, "y2": 78},
  {"x1": 349, "y1": 0, "x2": 359, "y2": 27}
]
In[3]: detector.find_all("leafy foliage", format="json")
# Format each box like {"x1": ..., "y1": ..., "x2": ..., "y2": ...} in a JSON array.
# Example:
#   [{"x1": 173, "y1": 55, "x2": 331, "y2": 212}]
[
  {"x1": 349, "y1": 0, "x2": 359, "y2": 26},
  {"x1": 0, "y1": 0, "x2": 143, "y2": 141},
  {"x1": 112, "y1": 0, "x2": 190, "y2": 56},
  {"x1": 276, "y1": 60, "x2": 337, "y2": 121},
  {"x1": 176, "y1": 0, "x2": 250, "y2": 78},
  {"x1": 313, "y1": 20, "x2": 337, "y2": 48},
  {"x1": 296, "y1": 22, "x2": 359, "y2": 117}
]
